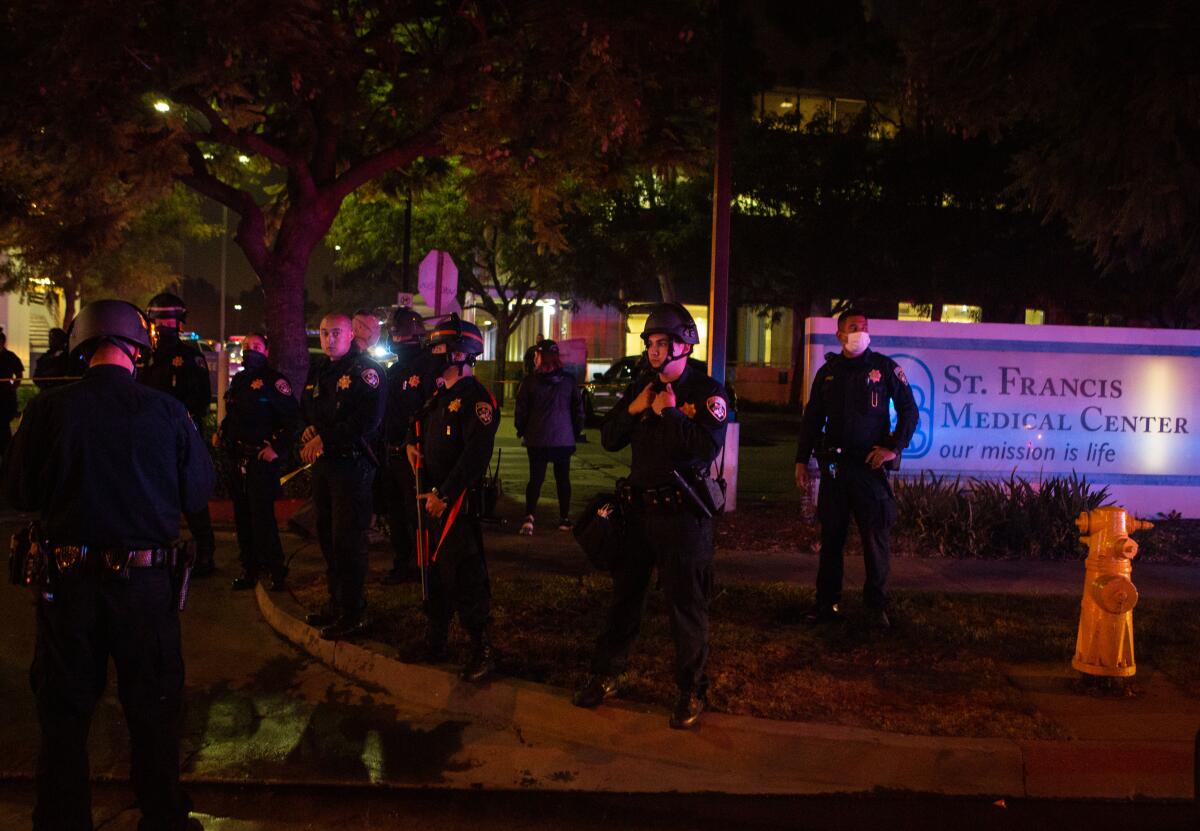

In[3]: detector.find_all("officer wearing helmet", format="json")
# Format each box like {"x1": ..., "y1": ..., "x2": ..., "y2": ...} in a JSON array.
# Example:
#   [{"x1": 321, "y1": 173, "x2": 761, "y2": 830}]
[
  {"x1": 405, "y1": 314, "x2": 499, "y2": 682},
  {"x1": 141, "y1": 291, "x2": 217, "y2": 577},
  {"x1": 299, "y1": 312, "x2": 388, "y2": 640},
  {"x1": 381, "y1": 307, "x2": 437, "y2": 584},
  {"x1": 575, "y1": 303, "x2": 730, "y2": 729},
  {"x1": 2, "y1": 300, "x2": 215, "y2": 830}
]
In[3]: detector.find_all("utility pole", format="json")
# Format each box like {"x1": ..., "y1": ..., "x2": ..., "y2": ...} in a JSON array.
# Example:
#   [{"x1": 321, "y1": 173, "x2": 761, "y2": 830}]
[{"x1": 707, "y1": 0, "x2": 738, "y2": 510}]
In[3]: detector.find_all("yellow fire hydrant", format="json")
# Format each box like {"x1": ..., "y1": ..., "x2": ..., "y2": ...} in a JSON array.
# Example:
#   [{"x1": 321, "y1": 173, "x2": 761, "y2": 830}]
[{"x1": 1071, "y1": 507, "x2": 1153, "y2": 678}]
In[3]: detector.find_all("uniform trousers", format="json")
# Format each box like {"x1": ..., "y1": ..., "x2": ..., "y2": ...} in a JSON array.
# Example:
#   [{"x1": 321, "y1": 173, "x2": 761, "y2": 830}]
[
  {"x1": 31, "y1": 567, "x2": 189, "y2": 831},
  {"x1": 591, "y1": 505, "x2": 714, "y2": 694},
  {"x1": 183, "y1": 504, "x2": 216, "y2": 568},
  {"x1": 383, "y1": 452, "x2": 418, "y2": 575},
  {"x1": 426, "y1": 497, "x2": 491, "y2": 643},
  {"x1": 226, "y1": 456, "x2": 286, "y2": 579},
  {"x1": 816, "y1": 464, "x2": 897, "y2": 609},
  {"x1": 312, "y1": 455, "x2": 375, "y2": 616}
]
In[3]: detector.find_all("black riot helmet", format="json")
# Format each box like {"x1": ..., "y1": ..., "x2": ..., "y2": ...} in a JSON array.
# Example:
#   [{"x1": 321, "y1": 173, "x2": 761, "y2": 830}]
[
  {"x1": 390, "y1": 307, "x2": 426, "y2": 344},
  {"x1": 641, "y1": 302, "x2": 699, "y2": 346},
  {"x1": 428, "y1": 314, "x2": 485, "y2": 363},
  {"x1": 533, "y1": 338, "x2": 559, "y2": 356},
  {"x1": 68, "y1": 300, "x2": 152, "y2": 363},
  {"x1": 146, "y1": 291, "x2": 188, "y2": 323}
]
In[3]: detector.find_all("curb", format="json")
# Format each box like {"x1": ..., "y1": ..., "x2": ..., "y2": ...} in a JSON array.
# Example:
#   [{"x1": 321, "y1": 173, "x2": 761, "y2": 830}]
[{"x1": 255, "y1": 586, "x2": 1195, "y2": 799}]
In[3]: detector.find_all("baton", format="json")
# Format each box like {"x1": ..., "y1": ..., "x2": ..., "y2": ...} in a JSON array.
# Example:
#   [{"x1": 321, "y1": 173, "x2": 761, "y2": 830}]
[
  {"x1": 279, "y1": 462, "x2": 313, "y2": 486},
  {"x1": 413, "y1": 423, "x2": 431, "y2": 603}
]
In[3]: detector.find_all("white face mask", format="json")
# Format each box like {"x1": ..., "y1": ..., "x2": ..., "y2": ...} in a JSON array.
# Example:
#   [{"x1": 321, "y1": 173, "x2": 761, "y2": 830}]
[{"x1": 843, "y1": 331, "x2": 870, "y2": 355}]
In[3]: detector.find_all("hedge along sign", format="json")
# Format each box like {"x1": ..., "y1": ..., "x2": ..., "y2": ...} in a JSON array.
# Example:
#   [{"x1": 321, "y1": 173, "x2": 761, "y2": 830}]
[{"x1": 803, "y1": 318, "x2": 1200, "y2": 517}]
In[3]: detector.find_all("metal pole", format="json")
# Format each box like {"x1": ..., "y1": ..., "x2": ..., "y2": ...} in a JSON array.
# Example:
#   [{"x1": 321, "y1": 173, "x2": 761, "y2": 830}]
[
  {"x1": 707, "y1": 0, "x2": 738, "y2": 511},
  {"x1": 219, "y1": 205, "x2": 228, "y2": 343},
  {"x1": 707, "y1": 0, "x2": 732, "y2": 384},
  {"x1": 402, "y1": 188, "x2": 413, "y2": 294}
]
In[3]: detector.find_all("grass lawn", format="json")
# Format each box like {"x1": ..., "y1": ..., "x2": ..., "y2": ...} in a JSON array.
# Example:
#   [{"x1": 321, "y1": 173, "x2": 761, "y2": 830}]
[{"x1": 292, "y1": 571, "x2": 1200, "y2": 740}]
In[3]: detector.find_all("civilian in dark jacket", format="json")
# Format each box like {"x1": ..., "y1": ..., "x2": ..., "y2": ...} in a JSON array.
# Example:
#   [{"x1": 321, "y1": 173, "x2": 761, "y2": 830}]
[{"x1": 514, "y1": 339, "x2": 584, "y2": 534}]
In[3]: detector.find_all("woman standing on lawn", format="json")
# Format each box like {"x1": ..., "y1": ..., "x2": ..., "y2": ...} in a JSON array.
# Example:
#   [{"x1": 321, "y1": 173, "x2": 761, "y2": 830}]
[{"x1": 514, "y1": 339, "x2": 584, "y2": 535}]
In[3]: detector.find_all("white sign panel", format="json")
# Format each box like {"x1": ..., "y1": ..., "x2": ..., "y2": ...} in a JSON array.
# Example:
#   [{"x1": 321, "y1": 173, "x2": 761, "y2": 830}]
[
  {"x1": 804, "y1": 318, "x2": 1200, "y2": 517},
  {"x1": 417, "y1": 250, "x2": 459, "y2": 317}
]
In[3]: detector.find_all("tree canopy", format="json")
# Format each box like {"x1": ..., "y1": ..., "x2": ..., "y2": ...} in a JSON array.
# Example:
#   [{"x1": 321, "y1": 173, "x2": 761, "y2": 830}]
[
  {"x1": 1, "y1": 0, "x2": 714, "y2": 385},
  {"x1": 902, "y1": 0, "x2": 1200, "y2": 294}
]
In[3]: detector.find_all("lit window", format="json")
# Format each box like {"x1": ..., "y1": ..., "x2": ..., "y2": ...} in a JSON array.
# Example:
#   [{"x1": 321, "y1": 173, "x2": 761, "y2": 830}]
[
  {"x1": 1025, "y1": 309, "x2": 1046, "y2": 325},
  {"x1": 898, "y1": 302, "x2": 932, "y2": 321},
  {"x1": 941, "y1": 304, "x2": 982, "y2": 323}
]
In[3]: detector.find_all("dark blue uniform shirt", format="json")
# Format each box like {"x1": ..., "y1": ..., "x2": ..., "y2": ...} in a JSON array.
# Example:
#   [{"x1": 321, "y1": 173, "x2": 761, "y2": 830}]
[
  {"x1": 219, "y1": 365, "x2": 303, "y2": 456},
  {"x1": 1, "y1": 364, "x2": 216, "y2": 548},
  {"x1": 140, "y1": 334, "x2": 212, "y2": 424},
  {"x1": 601, "y1": 362, "x2": 729, "y2": 488},
  {"x1": 304, "y1": 349, "x2": 386, "y2": 456},
  {"x1": 410, "y1": 376, "x2": 498, "y2": 503},
  {"x1": 795, "y1": 348, "x2": 919, "y2": 465}
]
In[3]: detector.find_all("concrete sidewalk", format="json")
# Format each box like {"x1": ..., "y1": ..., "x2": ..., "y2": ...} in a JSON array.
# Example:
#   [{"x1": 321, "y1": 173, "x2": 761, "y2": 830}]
[{"x1": 263, "y1": 523, "x2": 1200, "y2": 801}]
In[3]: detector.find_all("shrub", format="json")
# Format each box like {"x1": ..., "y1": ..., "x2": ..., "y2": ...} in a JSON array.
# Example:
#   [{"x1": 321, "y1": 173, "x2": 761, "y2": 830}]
[{"x1": 894, "y1": 472, "x2": 1111, "y2": 560}]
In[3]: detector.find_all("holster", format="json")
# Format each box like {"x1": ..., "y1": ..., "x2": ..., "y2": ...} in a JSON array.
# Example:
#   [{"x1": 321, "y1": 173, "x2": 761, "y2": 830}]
[
  {"x1": 9, "y1": 522, "x2": 48, "y2": 589},
  {"x1": 688, "y1": 469, "x2": 726, "y2": 516},
  {"x1": 171, "y1": 540, "x2": 196, "y2": 612}
]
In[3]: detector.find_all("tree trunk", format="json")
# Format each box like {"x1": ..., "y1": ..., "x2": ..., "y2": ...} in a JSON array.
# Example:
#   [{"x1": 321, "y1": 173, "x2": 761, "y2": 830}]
[
  {"x1": 60, "y1": 275, "x2": 81, "y2": 329},
  {"x1": 493, "y1": 314, "x2": 510, "y2": 408},
  {"x1": 249, "y1": 200, "x2": 338, "y2": 396}
]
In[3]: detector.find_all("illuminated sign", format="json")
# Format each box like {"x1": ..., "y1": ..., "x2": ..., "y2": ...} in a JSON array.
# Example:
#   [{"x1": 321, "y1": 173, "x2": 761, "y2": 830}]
[{"x1": 804, "y1": 318, "x2": 1200, "y2": 516}]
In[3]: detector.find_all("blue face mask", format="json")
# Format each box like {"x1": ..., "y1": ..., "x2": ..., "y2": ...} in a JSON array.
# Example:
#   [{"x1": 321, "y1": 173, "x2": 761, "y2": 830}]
[{"x1": 241, "y1": 349, "x2": 268, "y2": 370}]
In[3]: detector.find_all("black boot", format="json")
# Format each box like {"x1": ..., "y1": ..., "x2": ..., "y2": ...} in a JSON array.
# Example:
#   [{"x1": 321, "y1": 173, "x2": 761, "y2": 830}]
[
  {"x1": 669, "y1": 691, "x2": 705, "y2": 730},
  {"x1": 802, "y1": 602, "x2": 843, "y2": 625},
  {"x1": 231, "y1": 572, "x2": 257, "y2": 591},
  {"x1": 320, "y1": 610, "x2": 369, "y2": 641},
  {"x1": 461, "y1": 635, "x2": 494, "y2": 683},
  {"x1": 305, "y1": 602, "x2": 339, "y2": 628},
  {"x1": 573, "y1": 674, "x2": 619, "y2": 709}
]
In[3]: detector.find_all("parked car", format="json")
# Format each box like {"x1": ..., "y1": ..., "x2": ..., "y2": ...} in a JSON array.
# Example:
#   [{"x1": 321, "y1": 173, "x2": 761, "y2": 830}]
[{"x1": 582, "y1": 355, "x2": 738, "y2": 425}]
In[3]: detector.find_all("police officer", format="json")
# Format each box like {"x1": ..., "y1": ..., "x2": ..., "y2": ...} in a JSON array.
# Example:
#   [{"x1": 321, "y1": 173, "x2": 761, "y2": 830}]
[
  {"x1": 0, "y1": 329, "x2": 25, "y2": 458},
  {"x1": 381, "y1": 307, "x2": 436, "y2": 584},
  {"x1": 2, "y1": 299, "x2": 215, "y2": 831},
  {"x1": 574, "y1": 303, "x2": 729, "y2": 729},
  {"x1": 794, "y1": 309, "x2": 918, "y2": 628},
  {"x1": 217, "y1": 333, "x2": 303, "y2": 591},
  {"x1": 405, "y1": 314, "x2": 499, "y2": 682},
  {"x1": 141, "y1": 291, "x2": 217, "y2": 577},
  {"x1": 33, "y1": 327, "x2": 78, "y2": 389},
  {"x1": 300, "y1": 312, "x2": 387, "y2": 640}
]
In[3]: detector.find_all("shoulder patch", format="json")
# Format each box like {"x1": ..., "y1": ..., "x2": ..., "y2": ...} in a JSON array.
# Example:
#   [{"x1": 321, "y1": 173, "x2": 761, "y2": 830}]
[
  {"x1": 894, "y1": 366, "x2": 908, "y2": 385},
  {"x1": 275, "y1": 378, "x2": 292, "y2": 396},
  {"x1": 361, "y1": 367, "x2": 380, "y2": 388},
  {"x1": 706, "y1": 395, "x2": 727, "y2": 422},
  {"x1": 475, "y1": 401, "x2": 495, "y2": 426}
]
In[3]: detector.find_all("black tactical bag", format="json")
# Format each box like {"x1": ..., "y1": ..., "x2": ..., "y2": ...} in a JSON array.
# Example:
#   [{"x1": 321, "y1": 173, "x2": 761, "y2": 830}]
[{"x1": 573, "y1": 492, "x2": 626, "y2": 571}]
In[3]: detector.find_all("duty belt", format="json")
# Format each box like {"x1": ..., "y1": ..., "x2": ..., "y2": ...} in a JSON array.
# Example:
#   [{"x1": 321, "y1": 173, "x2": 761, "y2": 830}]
[
  {"x1": 47, "y1": 546, "x2": 174, "y2": 575},
  {"x1": 615, "y1": 480, "x2": 687, "y2": 511}
]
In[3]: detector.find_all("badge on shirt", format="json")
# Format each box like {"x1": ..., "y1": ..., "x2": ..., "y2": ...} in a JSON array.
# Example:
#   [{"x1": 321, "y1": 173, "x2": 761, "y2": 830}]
[
  {"x1": 338, "y1": 374, "x2": 351, "y2": 390},
  {"x1": 275, "y1": 378, "x2": 292, "y2": 396},
  {"x1": 406, "y1": 374, "x2": 421, "y2": 389},
  {"x1": 448, "y1": 398, "x2": 461, "y2": 412},
  {"x1": 867, "y1": 369, "x2": 882, "y2": 384},
  {"x1": 250, "y1": 378, "x2": 264, "y2": 390},
  {"x1": 171, "y1": 356, "x2": 183, "y2": 367},
  {"x1": 680, "y1": 402, "x2": 697, "y2": 419},
  {"x1": 706, "y1": 395, "x2": 727, "y2": 422},
  {"x1": 361, "y1": 368, "x2": 380, "y2": 388},
  {"x1": 894, "y1": 366, "x2": 908, "y2": 385},
  {"x1": 476, "y1": 401, "x2": 494, "y2": 425}
]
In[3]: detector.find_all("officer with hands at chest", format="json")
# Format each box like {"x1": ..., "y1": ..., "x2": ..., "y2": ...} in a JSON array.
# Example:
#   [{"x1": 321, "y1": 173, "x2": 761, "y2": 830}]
[
  {"x1": 405, "y1": 315, "x2": 499, "y2": 683},
  {"x1": 574, "y1": 303, "x2": 729, "y2": 730},
  {"x1": 141, "y1": 291, "x2": 217, "y2": 577},
  {"x1": 300, "y1": 313, "x2": 387, "y2": 640},
  {"x1": 216, "y1": 332, "x2": 303, "y2": 592},
  {"x1": 794, "y1": 309, "x2": 918, "y2": 629},
  {"x1": 2, "y1": 299, "x2": 214, "y2": 831},
  {"x1": 382, "y1": 308, "x2": 437, "y2": 584}
]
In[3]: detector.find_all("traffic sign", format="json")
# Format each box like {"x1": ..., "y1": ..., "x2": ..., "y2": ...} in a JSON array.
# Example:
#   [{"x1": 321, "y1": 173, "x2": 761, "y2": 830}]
[{"x1": 417, "y1": 250, "x2": 459, "y2": 317}]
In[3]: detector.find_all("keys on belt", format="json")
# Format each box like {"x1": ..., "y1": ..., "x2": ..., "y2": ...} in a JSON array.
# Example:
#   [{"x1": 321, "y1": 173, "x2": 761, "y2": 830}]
[{"x1": 49, "y1": 546, "x2": 172, "y2": 575}]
